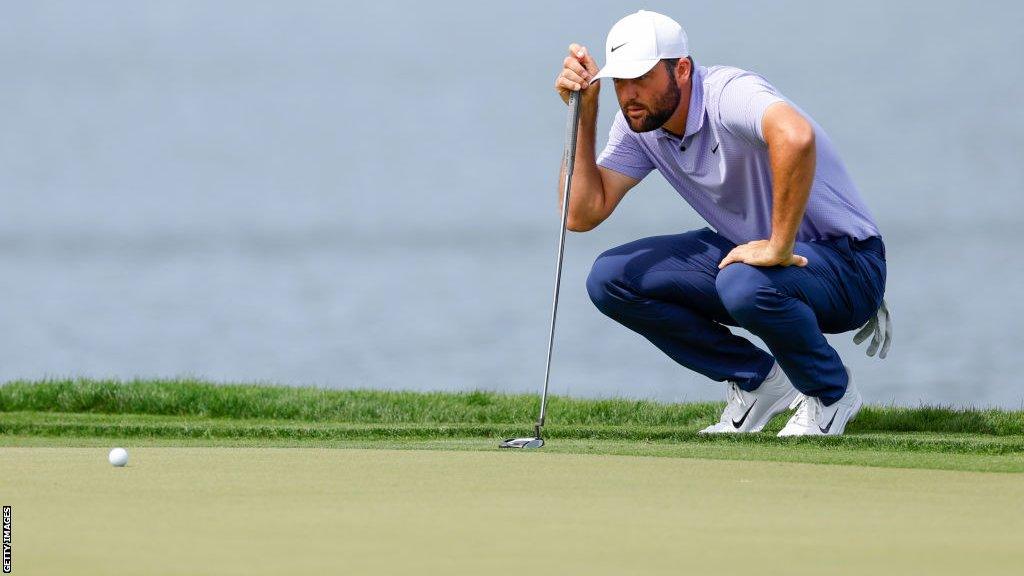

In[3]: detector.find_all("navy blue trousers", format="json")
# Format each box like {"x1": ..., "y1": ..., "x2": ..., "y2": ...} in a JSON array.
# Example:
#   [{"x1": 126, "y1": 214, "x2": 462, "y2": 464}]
[{"x1": 586, "y1": 228, "x2": 886, "y2": 404}]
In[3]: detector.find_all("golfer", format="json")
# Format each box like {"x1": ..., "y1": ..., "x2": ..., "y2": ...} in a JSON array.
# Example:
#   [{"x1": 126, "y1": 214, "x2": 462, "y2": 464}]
[{"x1": 556, "y1": 10, "x2": 891, "y2": 436}]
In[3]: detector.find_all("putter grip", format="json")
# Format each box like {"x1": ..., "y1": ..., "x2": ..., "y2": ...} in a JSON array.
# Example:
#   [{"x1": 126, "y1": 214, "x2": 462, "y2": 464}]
[{"x1": 562, "y1": 90, "x2": 583, "y2": 175}]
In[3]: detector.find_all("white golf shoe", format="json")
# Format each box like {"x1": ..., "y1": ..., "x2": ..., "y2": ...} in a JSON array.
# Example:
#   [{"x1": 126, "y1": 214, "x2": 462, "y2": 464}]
[
  {"x1": 699, "y1": 363, "x2": 800, "y2": 434},
  {"x1": 777, "y1": 369, "x2": 862, "y2": 437}
]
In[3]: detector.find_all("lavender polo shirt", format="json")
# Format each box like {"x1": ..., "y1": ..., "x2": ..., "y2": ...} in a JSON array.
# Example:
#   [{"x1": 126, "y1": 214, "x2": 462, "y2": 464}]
[{"x1": 597, "y1": 65, "x2": 880, "y2": 244}]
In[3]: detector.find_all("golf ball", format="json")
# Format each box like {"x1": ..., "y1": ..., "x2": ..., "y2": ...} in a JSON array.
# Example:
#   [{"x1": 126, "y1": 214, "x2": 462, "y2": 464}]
[{"x1": 108, "y1": 447, "x2": 129, "y2": 467}]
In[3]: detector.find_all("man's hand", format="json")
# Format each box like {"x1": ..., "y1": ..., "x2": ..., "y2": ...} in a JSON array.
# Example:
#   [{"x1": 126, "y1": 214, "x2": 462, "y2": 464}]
[
  {"x1": 555, "y1": 44, "x2": 601, "y2": 105},
  {"x1": 718, "y1": 239, "x2": 808, "y2": 269}
]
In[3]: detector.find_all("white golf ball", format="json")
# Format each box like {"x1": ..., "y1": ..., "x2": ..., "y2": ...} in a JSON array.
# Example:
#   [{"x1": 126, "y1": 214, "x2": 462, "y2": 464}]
[{"x1": 108, "y1": 447, "x2": 129, "y2": 467}]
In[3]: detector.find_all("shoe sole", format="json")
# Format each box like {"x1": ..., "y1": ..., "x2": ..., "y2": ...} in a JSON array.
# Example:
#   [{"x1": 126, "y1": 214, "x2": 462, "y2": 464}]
[{"x1": 697, "y1": 426, "x2": 740, "y2": 435}]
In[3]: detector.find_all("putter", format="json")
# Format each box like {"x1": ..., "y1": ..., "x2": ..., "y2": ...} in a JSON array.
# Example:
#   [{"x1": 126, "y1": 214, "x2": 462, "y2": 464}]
[{"x1": 500, "y1": 89, "x2": 583, "y2": 449}]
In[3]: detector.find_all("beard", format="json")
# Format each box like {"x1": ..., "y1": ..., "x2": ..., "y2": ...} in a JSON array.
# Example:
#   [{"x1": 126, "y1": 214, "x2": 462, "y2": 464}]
[{"x1": 621, "y1": 81, "x2": 682, "y2": 133}]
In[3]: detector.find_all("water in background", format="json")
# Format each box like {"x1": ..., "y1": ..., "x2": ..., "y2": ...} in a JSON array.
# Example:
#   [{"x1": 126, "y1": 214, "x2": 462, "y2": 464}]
[{"x1": 1, "y1": 1, "x2": 1022, "y2": 407}]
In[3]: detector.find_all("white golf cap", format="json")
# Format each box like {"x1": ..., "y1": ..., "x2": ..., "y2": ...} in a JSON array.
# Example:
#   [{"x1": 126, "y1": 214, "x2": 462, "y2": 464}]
[{"x1": 593, "y1": 10, "x2": 689, "y2": 81}]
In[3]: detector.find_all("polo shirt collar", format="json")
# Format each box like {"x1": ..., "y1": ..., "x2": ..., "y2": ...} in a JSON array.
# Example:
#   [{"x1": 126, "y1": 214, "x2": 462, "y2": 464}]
[{"x1": 658, "y1": 65, "x2": 706, "y2": 140}]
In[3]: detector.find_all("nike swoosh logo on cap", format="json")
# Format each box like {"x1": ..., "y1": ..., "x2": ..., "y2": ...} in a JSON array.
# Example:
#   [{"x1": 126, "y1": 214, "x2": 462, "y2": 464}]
[
  {"x1": 732, "y1": 399, "x2": 757, "y2": 429},
  {"x1": 610, "y1": 42, "x2": 628, "y2": 52}
]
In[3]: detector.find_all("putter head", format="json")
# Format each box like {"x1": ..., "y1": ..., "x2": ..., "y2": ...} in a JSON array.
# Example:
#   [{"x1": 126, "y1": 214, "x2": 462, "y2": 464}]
[{"x1": 498, "y1": 436, "x2": 545, "y2": 449}]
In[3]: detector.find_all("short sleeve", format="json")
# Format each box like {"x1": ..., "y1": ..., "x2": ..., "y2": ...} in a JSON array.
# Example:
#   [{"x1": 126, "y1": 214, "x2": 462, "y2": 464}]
[
  {"x1": 596, "y1": 111, "x2": 655, "y2": 181},
  {"x1": 717, "y1": 73, "x2": 785, "y2": 145}
]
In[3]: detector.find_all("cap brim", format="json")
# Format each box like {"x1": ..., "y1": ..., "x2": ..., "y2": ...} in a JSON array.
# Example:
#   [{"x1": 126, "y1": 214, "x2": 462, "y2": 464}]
[{"x1": 592, "y1": 59, "x2": 659, "y2": 81}]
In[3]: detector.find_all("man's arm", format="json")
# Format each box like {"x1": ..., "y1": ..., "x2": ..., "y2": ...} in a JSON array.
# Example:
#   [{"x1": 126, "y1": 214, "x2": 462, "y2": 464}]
[
  {"x1": 555, "y1": 44, "x2": 639, "y2": 232},
  {"x1": 763, "y1": 102, "x2": 816, "y2": 261},
  {"x1": 718, "y1": 102, "x2": 815, "y2": 269}
]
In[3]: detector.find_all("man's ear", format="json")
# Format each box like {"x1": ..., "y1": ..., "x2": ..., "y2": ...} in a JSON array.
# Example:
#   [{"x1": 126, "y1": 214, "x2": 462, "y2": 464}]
[{"x1": 676, "y1": 58, "x2": 692, "y2": 84}]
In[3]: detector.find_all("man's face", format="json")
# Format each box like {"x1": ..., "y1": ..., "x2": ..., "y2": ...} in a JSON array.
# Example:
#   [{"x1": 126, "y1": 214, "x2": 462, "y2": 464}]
[{"x1": 613, "y1": 61, "x2": 682, "y2": 133}]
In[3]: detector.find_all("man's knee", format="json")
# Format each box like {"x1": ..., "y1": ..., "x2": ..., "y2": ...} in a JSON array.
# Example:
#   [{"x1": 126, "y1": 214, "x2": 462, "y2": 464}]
[
  {"x1": 715, "y1": 263, "x2": 773, "y2": 324},
  {"x1": 588, "y1": 229, "x2": 728, "y2": 317},
  {"x1": 586, "y1": 250, "x2": 630, "y2": 315}
]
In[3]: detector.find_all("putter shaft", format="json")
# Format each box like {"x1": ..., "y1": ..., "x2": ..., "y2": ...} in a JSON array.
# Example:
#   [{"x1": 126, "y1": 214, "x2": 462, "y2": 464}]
[{"x1": 535, "y1": 89, "x2": 583, "y2": 434}]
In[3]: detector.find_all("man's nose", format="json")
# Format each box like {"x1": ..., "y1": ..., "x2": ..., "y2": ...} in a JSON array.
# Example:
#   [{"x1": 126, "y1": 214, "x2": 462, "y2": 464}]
[{"x1": 616, "y1": 80, "x2": 638, "y2": 100}]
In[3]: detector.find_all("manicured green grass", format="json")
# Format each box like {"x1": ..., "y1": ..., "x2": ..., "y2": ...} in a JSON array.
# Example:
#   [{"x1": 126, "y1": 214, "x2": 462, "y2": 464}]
[
  {"x1": 3, "y1": 378, "x2": 1024, "y2": 433},
  {"x1": 2, "y1": 379, "x2": 1023, "y2": 473},
  {"x1": 4, "y1": 447, "x2": 1023, "y2": 575},
  {"x1": 7, "y1": 380, "x2": 1022, "y2": 574}
]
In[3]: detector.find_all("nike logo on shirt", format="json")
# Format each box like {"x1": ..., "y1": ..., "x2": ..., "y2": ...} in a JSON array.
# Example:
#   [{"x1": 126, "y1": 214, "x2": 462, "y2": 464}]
[{"x1": 712, "y1": 142, "x2": 720, "y2": 154}]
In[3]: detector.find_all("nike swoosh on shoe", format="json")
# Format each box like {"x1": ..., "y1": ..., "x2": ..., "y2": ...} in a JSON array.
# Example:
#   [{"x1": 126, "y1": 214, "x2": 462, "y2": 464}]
[
  {"x1": 819, "y1": 409, "x2": 839, "y2": 434},
  {"x1": 731, "y1": 399, "x2": 757, "y2": 429}
]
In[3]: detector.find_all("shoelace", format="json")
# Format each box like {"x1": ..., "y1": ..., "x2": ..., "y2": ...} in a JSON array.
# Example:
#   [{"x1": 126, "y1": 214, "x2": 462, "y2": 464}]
[
  {"x1": 720, "y1": 383, "x2": 746, "y2": 422},
  {"x1": 789, "y1": 394, "x2": 822, "y2": 427}
]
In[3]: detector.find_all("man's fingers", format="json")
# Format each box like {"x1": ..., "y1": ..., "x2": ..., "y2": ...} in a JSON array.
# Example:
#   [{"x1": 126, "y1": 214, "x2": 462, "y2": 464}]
[
  {"x1": 579, "y1": 47, "x2": 600, "y2": 76},
  {"x1": 554, "y1": 77, "x2": 577, "y2": 94},
  {"x1": 563, "y1": 56, "x2": 591, "y2": 80},
  {"x1": 560, "y1": 68, "x2": 588, "y2": 88},
  {"x1": 790, "y1": 254, "x2": 808, "y2": 267},
  {"x1": 566, "y1": 44, "x2": 601, "y2": 76},
  {"x1": 556, "y1": 73, "x2": 584, "y2": 92},
  {"x1": 718, "y1": 248, "x2": 747, "y2": 269}
]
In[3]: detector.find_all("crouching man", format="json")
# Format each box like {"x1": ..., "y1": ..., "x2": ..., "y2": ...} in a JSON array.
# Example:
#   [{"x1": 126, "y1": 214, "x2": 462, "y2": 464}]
[{"x1": 556, "y1": 10, "x2": 891, "y2": 436}]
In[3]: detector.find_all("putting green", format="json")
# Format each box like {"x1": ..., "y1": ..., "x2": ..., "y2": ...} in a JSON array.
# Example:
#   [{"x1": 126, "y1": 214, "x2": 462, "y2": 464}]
[{"x1": 2, "y1": 447, "x2": 1022, "y2": 575}]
